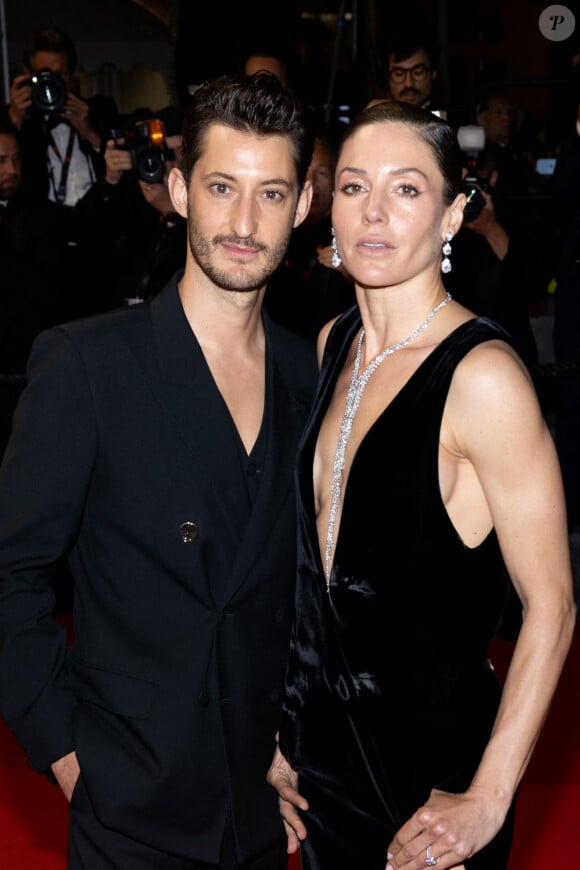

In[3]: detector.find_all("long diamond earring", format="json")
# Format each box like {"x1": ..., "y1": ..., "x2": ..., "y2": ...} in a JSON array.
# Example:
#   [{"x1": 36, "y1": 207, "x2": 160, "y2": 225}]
[
  {"x1": 331, "y1": 228, "x2": 342, "y2": 268},
  {"x1": 441, "y1": 232, "x2": 453, "y2": 274}
]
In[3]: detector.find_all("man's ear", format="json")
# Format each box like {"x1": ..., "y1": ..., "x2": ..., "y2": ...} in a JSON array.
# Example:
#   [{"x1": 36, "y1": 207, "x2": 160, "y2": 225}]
[
  {"x1": 167, "y1": 167, "x2": 188, "y2": 218},
  {"x1": 293, "y1": 179, "x2": 313, "y2": 229}
]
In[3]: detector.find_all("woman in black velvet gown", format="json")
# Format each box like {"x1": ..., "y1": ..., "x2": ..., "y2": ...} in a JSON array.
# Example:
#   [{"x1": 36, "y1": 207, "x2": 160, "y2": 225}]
[{"x1": 267, "y1": 102, "x2": 575, "y2": 870}]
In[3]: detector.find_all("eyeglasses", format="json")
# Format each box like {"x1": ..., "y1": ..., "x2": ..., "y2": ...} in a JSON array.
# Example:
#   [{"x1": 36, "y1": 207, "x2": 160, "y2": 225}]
[{"x1": 389, "y1": 63, "x2": 431, "y2": 83}]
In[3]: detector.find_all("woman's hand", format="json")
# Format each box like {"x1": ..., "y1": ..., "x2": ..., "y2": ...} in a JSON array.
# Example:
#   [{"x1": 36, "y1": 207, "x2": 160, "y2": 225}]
[
  {"x1": 385, "y1": 786, "x2": 508, "y2": 869},
  {"x1": 266, "y1": 741, "x2": 309, "y2": 853}
]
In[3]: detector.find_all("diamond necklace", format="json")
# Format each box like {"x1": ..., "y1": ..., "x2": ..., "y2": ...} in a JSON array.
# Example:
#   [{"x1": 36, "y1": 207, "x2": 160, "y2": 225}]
[{"x1": 324, "y1": 291, "x2": 452, "y2": 589}]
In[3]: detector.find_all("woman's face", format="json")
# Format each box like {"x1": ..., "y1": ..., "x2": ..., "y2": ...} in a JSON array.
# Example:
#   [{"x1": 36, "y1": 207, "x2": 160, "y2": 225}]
[{"x1": 332, "y1": 121, "x2": 458, "y2": 289}]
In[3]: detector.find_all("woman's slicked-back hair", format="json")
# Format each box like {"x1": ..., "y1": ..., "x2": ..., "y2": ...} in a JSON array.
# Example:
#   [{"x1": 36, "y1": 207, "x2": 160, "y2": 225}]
[
  {"x1": 180, "y1": 72, "x2": 315, "y2": 190},
  {"x1": 339, "y1": 100, "x2": 463, "y2": 205}
]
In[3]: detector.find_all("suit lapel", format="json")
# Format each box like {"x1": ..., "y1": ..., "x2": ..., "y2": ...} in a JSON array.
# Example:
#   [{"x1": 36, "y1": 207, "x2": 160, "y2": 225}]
[
  {"x1": 130, "y1": 277, "x2": 245, "y2": 541},
  {"x1": 217, "y1": 314, "x2": 312, "y2": 605},
  {"x1": 126, "y1": 279, "x2": 312, "y2": 604}
]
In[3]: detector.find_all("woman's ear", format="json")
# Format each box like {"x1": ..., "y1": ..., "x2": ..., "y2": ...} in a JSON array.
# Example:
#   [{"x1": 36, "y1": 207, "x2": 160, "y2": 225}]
[
  {"x1": 167, "y1": 167, "x2": 188, "y2": 218},
  {"x1": 444, "y1": 191, "x2": 467, "y2": 237}
]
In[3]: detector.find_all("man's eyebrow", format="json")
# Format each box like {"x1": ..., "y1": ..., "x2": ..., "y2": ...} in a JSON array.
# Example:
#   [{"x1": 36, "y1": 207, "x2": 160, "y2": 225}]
[{"x1": 202, "y1": 171, "x2": 294, "y2": 189}]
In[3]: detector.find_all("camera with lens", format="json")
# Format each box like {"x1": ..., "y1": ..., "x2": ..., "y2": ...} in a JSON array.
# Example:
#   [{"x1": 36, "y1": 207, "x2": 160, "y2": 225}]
[
  {"x1": 20, "y1": 68, "x2": 68, "y2": 115},
  {"x1": 113, "y1": 118, "x2": 174, "y2": 184},
  {"x1": 456, "y1": 125, "x2": 491, "y2": 223}
]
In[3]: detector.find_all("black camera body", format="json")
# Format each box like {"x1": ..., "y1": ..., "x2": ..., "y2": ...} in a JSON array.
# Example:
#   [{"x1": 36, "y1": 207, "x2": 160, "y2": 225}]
[
  {"x1": 114, "y1": 119, "x2": 174, "y2": 184},
  {"x1": 20, "y1": 68, "x2": 68, "y2": 115},
  {"x1": 462, "y1": 173, "x2": 491, "y2": 223},
  {"x1": 456, "y1": 125, "x2": 490, "y2": 223}
]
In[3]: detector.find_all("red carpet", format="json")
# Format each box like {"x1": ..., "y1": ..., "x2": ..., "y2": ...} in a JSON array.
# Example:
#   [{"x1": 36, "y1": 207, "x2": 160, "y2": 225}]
[{"x1": 1, "y1": 626, "x2": 578, "y2": 868}]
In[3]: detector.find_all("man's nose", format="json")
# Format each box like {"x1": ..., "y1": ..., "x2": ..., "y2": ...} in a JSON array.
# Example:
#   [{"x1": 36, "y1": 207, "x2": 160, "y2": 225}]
[{"x1": 231, "y1": 196, "x2": 259, "y2": 238}]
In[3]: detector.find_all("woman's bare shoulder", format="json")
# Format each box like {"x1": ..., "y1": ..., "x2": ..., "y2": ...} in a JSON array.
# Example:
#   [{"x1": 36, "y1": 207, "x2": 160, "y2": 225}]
[
  {"x1": 446, "y1": 337, "x2": 545, "y2": 453},
  {"x1": 316, "y1": 315, "x2": 343, "y2": 367}
]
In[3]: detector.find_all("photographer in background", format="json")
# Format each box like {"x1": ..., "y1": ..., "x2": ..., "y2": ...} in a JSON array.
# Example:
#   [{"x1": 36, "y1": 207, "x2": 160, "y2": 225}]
[
  {"x1": 73, "y1": 107, "x2": 186, "y2": 309},
  {"x1": 444, "y1": 114, "x2": 550, "y2": 369},
  {"x1": 1, "y1": 25, "x2": 117, "y2": 207}
]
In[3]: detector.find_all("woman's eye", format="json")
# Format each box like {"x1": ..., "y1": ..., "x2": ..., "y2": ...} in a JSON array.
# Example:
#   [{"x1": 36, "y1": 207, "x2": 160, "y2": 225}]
[
  {"x1": 339, "y1": 182, "x2": 365, "y2": 195},
  {"x1": 398, "y1": 183, "x2": 419, "y2": 197}
]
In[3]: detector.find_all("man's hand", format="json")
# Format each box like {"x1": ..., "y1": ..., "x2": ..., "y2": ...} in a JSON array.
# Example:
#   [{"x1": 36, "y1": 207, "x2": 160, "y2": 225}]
[
  {"x1": 463, "y1": 189, "x2": 509, "y2": 261},
  {"x1": 266, "y1": 741, "x2": 309, "y2": 854},
  {"x1": 139, "y1": 178, "x2": 175, "y2": 215},
  {"x1": 104, "y1": 138, "x2": 133, "y2": 185},
  {"x1": 60, "y1": 92, "x2": 101, "y2": 149},
  {"x1": 50, "y1": 750, "x2": 80, "y2": 802},
  {"x1": 8, "y1": 74, "x2": 32, "y2": 129},
  {"x1": 317, "y1": 244, "x2": 353, "y2": 280}
]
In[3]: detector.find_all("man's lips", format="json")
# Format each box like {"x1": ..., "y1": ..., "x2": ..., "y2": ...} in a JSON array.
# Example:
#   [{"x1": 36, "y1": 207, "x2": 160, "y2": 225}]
[{"x1": 220, "y1": 241, "x2": 263, "y2": 259}]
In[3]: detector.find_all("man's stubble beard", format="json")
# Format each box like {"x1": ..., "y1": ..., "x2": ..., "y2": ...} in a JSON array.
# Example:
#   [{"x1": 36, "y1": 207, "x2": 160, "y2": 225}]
[{"x1": 186, "y1": 208, "x2": 293, "y2": 293}]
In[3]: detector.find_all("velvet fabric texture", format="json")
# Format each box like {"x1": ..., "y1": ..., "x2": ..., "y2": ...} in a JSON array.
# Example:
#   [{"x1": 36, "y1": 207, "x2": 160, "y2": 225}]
[{"x1": 279, "y1": 309, "x2": 517, "y2": 869}]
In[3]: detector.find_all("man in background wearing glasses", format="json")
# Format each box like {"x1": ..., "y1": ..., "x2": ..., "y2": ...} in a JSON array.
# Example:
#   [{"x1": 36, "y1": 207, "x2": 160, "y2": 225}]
[{"x1": 385, "y1": 28, "x2": 439, "y2": 110}]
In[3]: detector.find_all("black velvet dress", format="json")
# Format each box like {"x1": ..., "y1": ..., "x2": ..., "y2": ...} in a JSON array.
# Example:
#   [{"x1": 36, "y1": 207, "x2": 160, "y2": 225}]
[{"x1": 279, "y1": 309, "x2": 517, "y2": 869}]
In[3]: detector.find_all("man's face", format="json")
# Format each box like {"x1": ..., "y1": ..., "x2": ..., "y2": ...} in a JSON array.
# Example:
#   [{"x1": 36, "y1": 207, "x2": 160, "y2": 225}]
[
  {"x1": 28, "y1": 50, "x2": 73, "y2": 90},
  {"x1": 476, "y1": 95, "x2": 514, "y2": 146},
  {"x1": 0, "y1": 133, "x2": 21, "y2": 199},
  {"x1": 304, "y1": 139, "x2": 335, "y2": 226},
  {"x1": 169, "y1": 123, "x2": 311, "y2": 294},
  {"x1": 244, "y1": 55, "x2": 288, "y2": 85},
  {"x1": 388, "y1": 49, "x2": 435, "y2": 106}
]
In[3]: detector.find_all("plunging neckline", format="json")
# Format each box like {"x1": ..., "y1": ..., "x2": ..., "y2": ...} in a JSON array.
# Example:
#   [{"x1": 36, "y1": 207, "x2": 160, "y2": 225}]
[{"x1": 313, "y1": 314, "x2": 479, "y2": 585}]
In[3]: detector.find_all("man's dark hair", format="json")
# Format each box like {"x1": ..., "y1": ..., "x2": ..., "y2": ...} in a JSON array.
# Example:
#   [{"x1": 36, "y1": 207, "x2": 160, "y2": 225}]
[
  {"x1": 0, "y1": 119, "x2": 19, "y2": 139},
  {"x1": 23, "y1": 26, "x2": 78, "y2": 73},
  {"x1": 386, "y1": 25, "x2": 439, "y2": 72},
  {"x1": 474, "y1": 88, "x2": 510, "y2": 116},
  {"x1": 179, "y1": 72, "x2": 315, "y2": 189},
  {"x1": 342, "y1": 100, "x2": 462, "y2": 205}
]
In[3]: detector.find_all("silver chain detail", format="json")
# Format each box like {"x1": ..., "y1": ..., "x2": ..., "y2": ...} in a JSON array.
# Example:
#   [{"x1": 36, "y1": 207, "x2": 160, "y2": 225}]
[{"x1": 324, "y1": 292, "x2": 452, "y2": 589}]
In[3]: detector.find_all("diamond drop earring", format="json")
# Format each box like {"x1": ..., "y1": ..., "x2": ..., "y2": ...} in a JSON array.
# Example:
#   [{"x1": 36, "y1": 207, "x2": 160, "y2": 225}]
[
  {"x1": 331, "y1": 228, "x2": 342, "y2": 268},
  {"x1": 441, "y1": 232, "x2": 453, "y2": 274}
]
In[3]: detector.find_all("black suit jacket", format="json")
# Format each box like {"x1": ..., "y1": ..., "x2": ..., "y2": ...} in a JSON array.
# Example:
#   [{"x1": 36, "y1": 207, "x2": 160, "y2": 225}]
[{"x1": 0, "y1": 275, "x2": 317, "y2": 863}]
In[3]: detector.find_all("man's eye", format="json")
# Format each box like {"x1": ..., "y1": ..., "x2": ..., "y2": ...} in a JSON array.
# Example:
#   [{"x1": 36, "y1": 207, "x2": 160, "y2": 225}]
[{"x1": 264, "y1": 190, "x2": 283, "y2": 201}]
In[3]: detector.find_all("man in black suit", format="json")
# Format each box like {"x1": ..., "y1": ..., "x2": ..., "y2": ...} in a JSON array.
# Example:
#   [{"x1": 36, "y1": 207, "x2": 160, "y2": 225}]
[{"x1": 0, "y1": 73, "x2": 316, "y2": 869}]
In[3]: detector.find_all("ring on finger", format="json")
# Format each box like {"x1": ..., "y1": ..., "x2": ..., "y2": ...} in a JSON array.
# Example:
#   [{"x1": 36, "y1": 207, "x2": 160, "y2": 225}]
[{"x1": 424, "y1": 844, "x2": 439, "y2": 867}]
